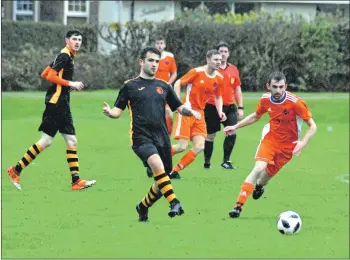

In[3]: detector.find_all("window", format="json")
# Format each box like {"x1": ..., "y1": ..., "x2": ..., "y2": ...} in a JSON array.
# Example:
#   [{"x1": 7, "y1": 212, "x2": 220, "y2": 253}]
[
  {"x1": 68, "y1": 0, "x2": 87, "y2": 12},
  {"x1": 13, "y1": 0, "x2": 34, "y2": 21},
  {"x1": 64, "y1": 0, "x2": 89, "y2": 25}
]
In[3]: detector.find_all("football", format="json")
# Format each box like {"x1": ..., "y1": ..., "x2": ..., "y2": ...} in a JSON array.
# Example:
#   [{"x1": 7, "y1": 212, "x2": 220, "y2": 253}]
[{"x1": 277, "y1": 211, "x2": 302, "y2": 235}]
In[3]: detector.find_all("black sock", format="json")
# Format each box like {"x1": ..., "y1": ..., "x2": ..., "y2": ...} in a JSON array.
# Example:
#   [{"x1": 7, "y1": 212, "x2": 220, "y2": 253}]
[
  {"x1": 204, "y1": 140, "x2": 214, "y2": 164},
  {"x1": 223, "y1": 135, "x2": 236, "y2": 162},
  {"x1": 72, "y1": 174, "x2": 80, "y2": 183}
]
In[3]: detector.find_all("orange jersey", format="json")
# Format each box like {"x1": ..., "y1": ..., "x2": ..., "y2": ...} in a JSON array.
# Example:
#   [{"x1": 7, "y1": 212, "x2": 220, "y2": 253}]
[
  {"x1": 180, "y1": 66, "x2": 224, "y2": 111},
  {"x1": 155, "y1": 51, "x2": 177, "y2": 83},
  {"x1": 256, "y1": 91, "x2": 312, "y2": 146},
  {"x1": 207, "y1": 63, "x2": 241, "y2": 106}
]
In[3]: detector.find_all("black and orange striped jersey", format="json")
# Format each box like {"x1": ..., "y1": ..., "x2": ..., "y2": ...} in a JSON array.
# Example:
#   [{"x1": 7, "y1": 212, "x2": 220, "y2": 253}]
[
  {"x1": 114, "y1": 76, "x2": 182, "y2": 146},
  {"x1": 44, "y1": 47, "x2": 75, "y2": 106}
]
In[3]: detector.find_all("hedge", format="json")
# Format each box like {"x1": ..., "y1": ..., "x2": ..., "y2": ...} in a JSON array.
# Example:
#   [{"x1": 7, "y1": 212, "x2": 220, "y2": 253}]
[{"x1": 1, "y1": 9, "x2": 349, "y2": 92}]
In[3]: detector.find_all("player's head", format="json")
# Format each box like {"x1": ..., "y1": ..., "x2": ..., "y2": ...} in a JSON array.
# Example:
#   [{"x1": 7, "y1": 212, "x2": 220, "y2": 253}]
[
  {"x1": 65, "y1": 30, "x2": 82, "y2": 52},
  {"x1": 266, "y1": 71, "x2": 288, "y2": 101},
  {"x1": 216, "y1": 41, "x2": 230, "y2": 63},
  {"x1": 139, "y1": 46, "x2": 161, "y2": 77},
  {"x1": 206, "y1": 49, "x2": 222, "y2": 70},
  {"x1": 155, "y1": 36, "x2": 166, "y2": 53}
]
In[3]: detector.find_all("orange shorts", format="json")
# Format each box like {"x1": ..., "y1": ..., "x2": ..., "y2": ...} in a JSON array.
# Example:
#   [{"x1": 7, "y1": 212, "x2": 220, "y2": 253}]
[
  {"x1": 174, "y1": 110, "x2": 206, "y2": 140},
  {"x1": 255, "y1": 138, "x2": 295, "y2": 176}
]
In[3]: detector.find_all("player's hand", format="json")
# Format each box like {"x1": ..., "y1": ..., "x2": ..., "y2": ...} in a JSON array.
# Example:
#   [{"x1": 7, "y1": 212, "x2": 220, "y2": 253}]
[
  {"x1": 223, "y1": 125, "x2": 237, "y2": 136},
  {"x1": 219, "y1": 112, "x2": 227, "y2": 122},
  {"x1": 292, "y1": 140, "x2": 306, "y2": 156},
  {"x1": 238, "y1": 109, "x2": 244, "y2": 121},
  {"x1": 69, "y1": 81, "x2": 84, "y2": 91},
  {"x1": 103, "y1": 102, "x2": 111, "y2": 117},
  {"x1": 191, "y1": 109, "x2": 201, "y2": 120}
]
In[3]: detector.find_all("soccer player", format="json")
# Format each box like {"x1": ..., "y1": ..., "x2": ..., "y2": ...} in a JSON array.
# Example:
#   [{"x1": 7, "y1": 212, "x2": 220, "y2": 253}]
[
  {"x1": 102, "y1": 46, "x2": 201, "y2": 221},
  {"x1": 144, "y1": 36, "x2": 178, "y2": 178},
  {"x1": 204, "y1": 41, "x2": 244, "y2": 170},
  {"x1": 7, "y1": 30, "x2": 96, "y2": 191},
  {"x1": 154, "y1": 36, "x2": 178, "y2": 135},
  {"x1": 170, "y1": 50, "x2": 227, "y2": 179},
  {"x1": 224, "y1": 71, "x2": 317, "y2": 218}
]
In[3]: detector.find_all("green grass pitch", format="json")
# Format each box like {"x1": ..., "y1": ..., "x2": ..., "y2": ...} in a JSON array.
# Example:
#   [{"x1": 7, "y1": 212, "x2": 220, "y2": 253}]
[{"x1": 1, "y1": 91, "x2": 349, "y2": 258}]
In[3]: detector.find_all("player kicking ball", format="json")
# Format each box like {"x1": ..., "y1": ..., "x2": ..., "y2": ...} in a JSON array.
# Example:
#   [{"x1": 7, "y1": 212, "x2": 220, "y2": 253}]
[{"x1": 224, "y1": 71, "x2": 317, "y2": 218}]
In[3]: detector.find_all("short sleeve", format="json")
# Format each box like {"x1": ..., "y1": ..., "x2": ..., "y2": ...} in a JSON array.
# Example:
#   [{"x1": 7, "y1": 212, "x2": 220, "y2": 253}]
[
  {"x1": 180, "y1": 69, "x2": 197, "y2": 86},
  {"x1": 255, "y1": 99, "x2": 267, "y2": 116},
  {"x1": 114, "y1": 84, "x2": 129, "y2": 110},
  {"x1": 295, "y1": 99, "x2": 312, "y2": 121},
  {"x1": 166, "y1": 85, "x2": 183, "y2": 111},
  {"x1": 51, "y1": 53, "x2": 69, "y2": 72}
]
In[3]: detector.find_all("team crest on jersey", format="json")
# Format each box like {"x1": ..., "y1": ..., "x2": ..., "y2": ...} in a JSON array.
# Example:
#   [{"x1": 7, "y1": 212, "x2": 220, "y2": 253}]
[
  {"x1": 283, "y1": 109, "x2": 289, "y2": 115},
  {"x1": 231, "y1": 77, "x2": 235, "y2": 84},
  {"x1": 165, "y1": 61, "x2": 169, "y2": 65},
  {"x1": 156, "y1": 86, "x2": 164, "y2": 94},
  {"x1": 213, "y1": 82, "x2": 217, "y2": 88}
]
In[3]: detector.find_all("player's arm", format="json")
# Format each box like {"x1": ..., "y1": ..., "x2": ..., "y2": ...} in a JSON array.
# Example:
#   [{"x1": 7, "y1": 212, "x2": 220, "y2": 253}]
[
  {"x1": 292, "y1": 100, "x2": 317, "y2": 155},
  {"x1": 103, "y1": 84, "x2": 128, "y2": 119},
  {"x1": 176, "y1": 105, "x2": 201, "y2": 120},
  {"x1": 215, "y1": 79, "x2": 226, "y2": 121},
  {"x1": 166, "y1": 83, "x2": 201, "y2": 120},
  {"x1": 173, "y1": 79, "x2": 182, "y2": 99},
  {"x1": 235, "y1": 86, "x2": 244, "y2": 120},
  {"x1": 47, "y1": 53, "x2": 84, "y2": 90},
  {"x1": 224, "y1": 112, "x2": 262, "y2": 136},
  {"x1": 168, "y1": 58, "x2": 178, "y2": 85},
  {"x1": 103, "y1": 103, "x2": 123, "y2": 119}
]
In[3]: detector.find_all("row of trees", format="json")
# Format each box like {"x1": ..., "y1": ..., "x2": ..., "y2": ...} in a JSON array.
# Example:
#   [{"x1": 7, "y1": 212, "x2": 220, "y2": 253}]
[{"x1": 2, "y1": 8, "x2": 349, "y2": 92}]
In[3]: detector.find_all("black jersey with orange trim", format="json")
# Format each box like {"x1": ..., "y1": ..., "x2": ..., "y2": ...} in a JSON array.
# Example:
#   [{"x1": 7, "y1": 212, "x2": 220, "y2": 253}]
[
  {"x1": 45, "y1": 47, "x2": 75, "y2": 106},
  {"x1": 114, "y1": 76, "x2": 182, "y2": 147}
]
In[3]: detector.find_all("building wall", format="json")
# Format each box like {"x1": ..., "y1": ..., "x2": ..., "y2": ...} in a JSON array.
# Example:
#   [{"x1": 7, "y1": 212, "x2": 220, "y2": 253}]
[
  {"x1": 260, "y1": 2, "x2": 317, "y2": 21},
  {"x1": 40, "y1": 1, "x2": 64, "y2": 23},
  {"x1": 2, "y1": 1, "x2": 13, "y2": 20}
]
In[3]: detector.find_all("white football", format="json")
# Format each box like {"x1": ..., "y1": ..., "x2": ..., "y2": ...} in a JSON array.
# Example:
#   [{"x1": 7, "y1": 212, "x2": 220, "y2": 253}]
[{"x1": 277, "y1": 211, "x2": 302, "y2": 235}]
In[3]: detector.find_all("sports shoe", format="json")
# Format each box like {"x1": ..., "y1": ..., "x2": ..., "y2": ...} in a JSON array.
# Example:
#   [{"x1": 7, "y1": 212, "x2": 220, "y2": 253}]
[
  {"x1": 7, "y1": 166, "x2": 21, "y2": 190},
  {"x1": 169, "y1": 171, "x2": 182, "y2": 179},
  {"x1": 146, "y1": 166, "x2": 153, "y2": 178},
  {"x1": 168, "y1": 201, "x2": 184, "y2": 218},
  {"x1": 204, "y1": 162, "x2": 211, "y2": 169},
  {"x1": 229, "y1": 204, "x2": 242, "y2": 218},
  {"x1": 252, "y1": 184, "x2": 265, "y2": 200},
  {"x1": 72, "y1": 179, "x2": 96, "y2": 190},
  {"x1": 221, "y1": 161, "x2": 237, "y2": 170},
  {"x1": 136, "y1": 202, "x2": 148, "y2": 222}
]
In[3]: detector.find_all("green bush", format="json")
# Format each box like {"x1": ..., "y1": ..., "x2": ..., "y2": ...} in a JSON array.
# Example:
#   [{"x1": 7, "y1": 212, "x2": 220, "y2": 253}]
[
  {"x1": 2, "y1": 10, "x2": 349, "y2": 92},
  {"x1": 1, "y1": 20, "x2": 97, "y2": 53}
]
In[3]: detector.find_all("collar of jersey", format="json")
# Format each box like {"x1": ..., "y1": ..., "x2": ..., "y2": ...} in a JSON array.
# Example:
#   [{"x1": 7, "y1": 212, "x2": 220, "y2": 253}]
[{"x1": 270, "y1": 92, "x2": 286, "y2": 104}]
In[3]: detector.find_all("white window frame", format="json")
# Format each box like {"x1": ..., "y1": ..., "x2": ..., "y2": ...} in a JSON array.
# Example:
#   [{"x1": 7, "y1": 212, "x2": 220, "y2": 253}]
[
  {"x1": 63, "y1": 0, "x2": 90, "y2": 25},
  {"x1": 13, "y1": 0, "x2": 38, "y2": 21}
]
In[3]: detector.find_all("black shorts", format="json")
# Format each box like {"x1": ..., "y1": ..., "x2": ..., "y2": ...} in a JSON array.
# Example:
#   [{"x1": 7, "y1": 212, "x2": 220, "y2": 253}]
[
  {"x1": 132, "y1": 143, "x2": 172, "y2": 174},
  {"x1": 38, "y1": 104, "x2": 75, "y2": 137},
  {"x1": 204, "y1": 103, "x2": 238, "y2": 134}
]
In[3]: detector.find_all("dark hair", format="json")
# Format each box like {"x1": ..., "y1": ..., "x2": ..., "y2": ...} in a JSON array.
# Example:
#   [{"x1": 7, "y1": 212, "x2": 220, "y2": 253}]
[
  {"x1": 155, "y1": 36, "x2": 166, "y2": 43},
  {"x1": 140, "y1": 46, "x2": 161, "y2": 60},
  {"x1": 66, "y1": 30, "x2": 82, "y2": 38},
  {"x1": 206, "y1": 49, "x2": 220, "y2": 59},
  {"x1": 268, "y1": 71, "x2": 287, "y2": 84},
  {"x1": 216, "y1": 41, "x2": 229, "y2": 50}
]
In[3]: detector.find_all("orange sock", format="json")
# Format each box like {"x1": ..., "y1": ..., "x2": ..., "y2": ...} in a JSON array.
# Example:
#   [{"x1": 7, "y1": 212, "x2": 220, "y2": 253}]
[
  {"x1": 173, "y1": 150, "x2": 197, "y2": 173},
  {"x1": 166, "y1": 117, "x2": 173, "y2": 135},
  {"x1": 235, "y1": 182, "x2": 255, "y2": 206}
]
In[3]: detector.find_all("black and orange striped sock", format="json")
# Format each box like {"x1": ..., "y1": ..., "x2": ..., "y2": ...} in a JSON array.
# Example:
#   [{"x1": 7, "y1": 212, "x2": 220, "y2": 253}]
[
  {"x1": 66, "y1": 147, "x2": 80, "y2": 183},
  {"x1": 15, "y1": 143, "x2": 42, "y2": 174},
  {"x1": 141, "y1": 183, "x2": 162, "y2": 208},
  {"x1": 153, "y1": 169, "x2": 178, "y2": 204}
]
